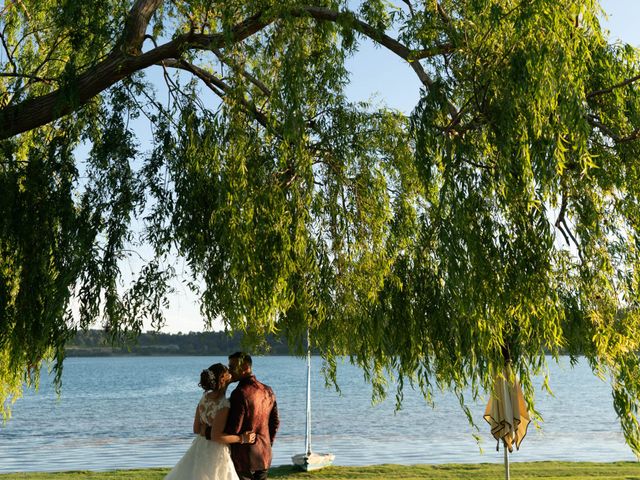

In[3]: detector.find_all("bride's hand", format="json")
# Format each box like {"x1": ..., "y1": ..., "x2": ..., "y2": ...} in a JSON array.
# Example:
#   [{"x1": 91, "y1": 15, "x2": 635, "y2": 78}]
[{"x1": 241, "y1": 431, "x2": 256, "y2": 444}]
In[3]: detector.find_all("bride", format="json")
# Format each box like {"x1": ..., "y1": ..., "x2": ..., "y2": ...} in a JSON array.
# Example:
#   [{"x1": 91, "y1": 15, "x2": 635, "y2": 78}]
[{"x1": 165, "y1": 363, "x2": 255, "y2": 480}]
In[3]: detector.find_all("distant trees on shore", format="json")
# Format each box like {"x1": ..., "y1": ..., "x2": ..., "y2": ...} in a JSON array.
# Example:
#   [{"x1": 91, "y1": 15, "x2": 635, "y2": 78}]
[{"x1": 66, "y1": 330, "x2": 291, "y2": 357}]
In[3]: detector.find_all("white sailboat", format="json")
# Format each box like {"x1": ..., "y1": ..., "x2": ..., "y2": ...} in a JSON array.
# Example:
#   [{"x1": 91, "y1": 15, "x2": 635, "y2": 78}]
[{"x1": 291, "y1": 330, "x2": 335, "y2": 471}]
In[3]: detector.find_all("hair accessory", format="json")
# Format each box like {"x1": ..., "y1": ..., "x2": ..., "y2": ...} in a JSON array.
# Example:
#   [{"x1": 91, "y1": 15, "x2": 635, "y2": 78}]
[{"x1": 207, "y1": 369, "x2": 217, "y2": 389}]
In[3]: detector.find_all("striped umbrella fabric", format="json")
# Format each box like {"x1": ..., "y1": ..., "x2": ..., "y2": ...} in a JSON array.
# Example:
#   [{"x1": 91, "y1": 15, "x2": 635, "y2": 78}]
[{"x1": 484, "y1": 369, "x2": 531, "y2": 480}]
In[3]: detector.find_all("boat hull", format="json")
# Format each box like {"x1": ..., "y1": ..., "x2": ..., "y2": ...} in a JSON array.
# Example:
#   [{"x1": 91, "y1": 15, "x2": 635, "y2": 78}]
[{"x1": 292, "y1": 452, "x2": 335, "y2": 471}]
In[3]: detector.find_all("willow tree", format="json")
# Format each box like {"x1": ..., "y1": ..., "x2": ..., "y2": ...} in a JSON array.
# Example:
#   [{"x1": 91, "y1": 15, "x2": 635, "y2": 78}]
[{"x1": 2, "y1": 0, "x2": 640, "y2": 452}]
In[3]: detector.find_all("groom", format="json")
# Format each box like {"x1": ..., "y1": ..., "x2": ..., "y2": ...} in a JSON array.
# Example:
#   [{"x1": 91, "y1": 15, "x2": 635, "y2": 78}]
[{"x1": 225, "y1": 352, "x2": 279, "y2": 480}]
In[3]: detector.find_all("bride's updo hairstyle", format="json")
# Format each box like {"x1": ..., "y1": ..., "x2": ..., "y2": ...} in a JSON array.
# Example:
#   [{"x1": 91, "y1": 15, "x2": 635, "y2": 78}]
[{"x1": 199, "y1": 363, "x2": 228, "y2": 391}]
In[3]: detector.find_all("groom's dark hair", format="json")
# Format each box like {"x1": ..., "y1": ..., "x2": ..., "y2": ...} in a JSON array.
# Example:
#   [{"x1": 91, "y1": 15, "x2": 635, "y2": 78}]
[{"x1": 229, "y1": 351, "x2": 252, "y2": 367}]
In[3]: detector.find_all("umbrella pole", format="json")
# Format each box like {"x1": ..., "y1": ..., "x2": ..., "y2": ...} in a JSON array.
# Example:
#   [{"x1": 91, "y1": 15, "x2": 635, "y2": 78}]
[
  {"x1": 503, "y1": 440, "x2": 510, "y2": 480},
  {"x1": 305, "y1": 328, "x2": 312, "y2": 456}
]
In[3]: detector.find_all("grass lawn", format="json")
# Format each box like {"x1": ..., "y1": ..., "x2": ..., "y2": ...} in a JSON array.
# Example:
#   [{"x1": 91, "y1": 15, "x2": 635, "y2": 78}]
[{"x1": 2, "y1": 462, "x2": 640, "y2": 480}]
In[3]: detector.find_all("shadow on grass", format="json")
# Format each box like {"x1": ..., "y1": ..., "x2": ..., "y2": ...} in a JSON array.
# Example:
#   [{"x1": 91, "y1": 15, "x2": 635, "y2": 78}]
[{"x1": 270, "y1": 465, "x2": 305, "y2": 477}]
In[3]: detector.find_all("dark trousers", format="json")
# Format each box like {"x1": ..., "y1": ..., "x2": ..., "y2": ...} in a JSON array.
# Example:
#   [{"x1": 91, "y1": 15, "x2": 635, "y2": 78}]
[{"x1": 238, "y1": 470, "x2": 268, "y2": 480}]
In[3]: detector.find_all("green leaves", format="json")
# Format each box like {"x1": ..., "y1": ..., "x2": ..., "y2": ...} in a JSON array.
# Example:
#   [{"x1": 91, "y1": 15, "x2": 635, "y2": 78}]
[{"x1": 4, "y1": 0, "x2": 640, "y2": 458}]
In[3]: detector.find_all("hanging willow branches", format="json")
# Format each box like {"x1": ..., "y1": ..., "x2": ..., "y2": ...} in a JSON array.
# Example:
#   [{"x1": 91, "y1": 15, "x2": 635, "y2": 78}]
[{"x1": 3, "y1": 0, "x2": 640, "y2": 455}]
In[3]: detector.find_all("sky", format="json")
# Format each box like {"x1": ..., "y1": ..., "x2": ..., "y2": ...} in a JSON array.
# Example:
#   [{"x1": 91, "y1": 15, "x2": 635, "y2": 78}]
[{"x1": 134, "y1": 1, "x2": 640, "y2": 334}]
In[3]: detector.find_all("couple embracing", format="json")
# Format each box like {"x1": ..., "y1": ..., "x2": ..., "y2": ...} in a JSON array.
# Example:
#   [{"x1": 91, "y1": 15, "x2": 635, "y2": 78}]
[{"x1": 165, "y1": 352, "x2": 280, "y2": 480}]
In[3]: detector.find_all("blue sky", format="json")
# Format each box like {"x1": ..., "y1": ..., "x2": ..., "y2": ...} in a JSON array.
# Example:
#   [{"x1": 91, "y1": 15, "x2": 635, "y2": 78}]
[
  {"x1": 142, "y1": 1, "x2": 640, "y2": 333},
  {"x1": 343, "y1": 0, "x2": 640, "y2": 113}
]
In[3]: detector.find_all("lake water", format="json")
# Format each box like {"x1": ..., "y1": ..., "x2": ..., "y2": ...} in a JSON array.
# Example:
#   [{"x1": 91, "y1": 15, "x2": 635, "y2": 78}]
[{"x1": 0, "y1": 356, "x2": 636, "y2": 473}]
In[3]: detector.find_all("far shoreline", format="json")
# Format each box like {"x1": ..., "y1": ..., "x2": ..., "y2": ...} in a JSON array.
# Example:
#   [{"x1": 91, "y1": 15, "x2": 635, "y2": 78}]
[
  {"x1": 65, "y1": 350, "x2": 296, "y2": 357},
  {"x1": 65, "y1": 329, "x2": 293, "y2": 357}
]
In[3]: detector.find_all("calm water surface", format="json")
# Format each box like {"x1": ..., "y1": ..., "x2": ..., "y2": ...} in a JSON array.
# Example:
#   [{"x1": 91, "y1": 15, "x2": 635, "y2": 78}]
[{"x1": 0, "y1": 356, "x2": 636, "y2": 473}]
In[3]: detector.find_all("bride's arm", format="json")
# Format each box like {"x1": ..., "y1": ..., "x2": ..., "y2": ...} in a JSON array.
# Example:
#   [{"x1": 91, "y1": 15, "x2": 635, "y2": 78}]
[
  {"x1": 193, "y1": 404, "x2": 203, "y2": 434},
  {"x1": 211, "y1": 407, "x2": 253, "y2": 444}
]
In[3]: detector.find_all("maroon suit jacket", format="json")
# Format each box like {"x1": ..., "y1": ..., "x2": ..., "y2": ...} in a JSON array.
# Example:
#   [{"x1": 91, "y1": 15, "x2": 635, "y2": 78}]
[{"x1": 225, "y1": 374, "x2": 279, "y2": 472}]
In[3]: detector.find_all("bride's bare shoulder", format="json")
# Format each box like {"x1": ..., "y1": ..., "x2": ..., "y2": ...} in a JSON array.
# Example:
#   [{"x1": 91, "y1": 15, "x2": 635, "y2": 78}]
[{"x1": 204, "y1": 391, "x2": 226, "y2": 403}]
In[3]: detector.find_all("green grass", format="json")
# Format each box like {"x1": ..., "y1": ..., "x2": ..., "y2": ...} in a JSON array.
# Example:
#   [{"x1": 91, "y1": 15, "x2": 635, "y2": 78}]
[{"x1": 3, "y1": 462, "x2": 640, "y2": 480}]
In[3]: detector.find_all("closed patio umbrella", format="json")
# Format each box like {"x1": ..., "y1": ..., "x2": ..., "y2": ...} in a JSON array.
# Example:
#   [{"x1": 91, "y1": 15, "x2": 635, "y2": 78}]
[{"x1": 483, "y1": 368, "x2": 530, "y2": 480}]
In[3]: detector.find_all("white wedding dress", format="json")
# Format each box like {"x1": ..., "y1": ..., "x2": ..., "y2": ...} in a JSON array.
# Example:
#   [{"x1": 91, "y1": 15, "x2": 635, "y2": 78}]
[{"x1": 164, "y1": 395, "x2": 239, "y2": 480}]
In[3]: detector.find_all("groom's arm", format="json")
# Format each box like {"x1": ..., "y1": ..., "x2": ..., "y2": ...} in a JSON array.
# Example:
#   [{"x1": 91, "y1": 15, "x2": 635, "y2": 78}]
[
  {"x1": 268, "y1": 399, "x2": 280, "y2": 445},
  {"x1": 224, "y1": 388, "x2": 246, "y2": 435}
]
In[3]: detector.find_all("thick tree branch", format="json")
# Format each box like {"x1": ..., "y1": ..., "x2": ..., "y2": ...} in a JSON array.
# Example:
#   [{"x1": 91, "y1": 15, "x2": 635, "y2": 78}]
[
  {"x1": 297, "y1": 6, "x2": 458, "y2": 117},
  {"x1": 0, "y1": 47, "x2": 172, "y2": 139},
  {"x1": 163, "y1": 58, "x2": 272, "y2": 131},
  {"x1": 0, "y1": 12, "x2": 271, "y2": 140},
  {"x1": 401, "y1": 0, "x2": 415, "y2": 17},
  {"x1": 165, "y1": 59, "x2": 305, "y2": 187},
  {"x1": 212, "y1": 48, "x2": 272, "y2": 97},
  {"x1": 0, "y1": 2, "x2": 12, "y2": 16},
  {"x1": 299, "y1": 6, "x2": 429, "y2": 76},
  {"x1": 121, "y1": 0, "x2": 164, "y2": 54},
  {"x1": 586, "y1": 73, "x2": 640, "y2": 99},
  {"x1": 587, "y1": 114, "x2": 640, "y2": 143},
  {"x1": 162, "y1": 59, "x2": 226, "y2": 95},
  {"x1": 412, "y1": 43, "x2": 454, "y2": 59},
  {"x1": 0, "y1": 5, "x2": 459, "y2": 140},
  {"x1": 436, "y1": 2, "x2": 451, "y2": 24}
]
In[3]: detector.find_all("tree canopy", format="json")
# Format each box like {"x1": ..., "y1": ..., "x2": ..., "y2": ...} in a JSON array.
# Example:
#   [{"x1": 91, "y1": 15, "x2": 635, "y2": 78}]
[{"x1": 3, "y1": 0, "x2": 640, "y2": 454}]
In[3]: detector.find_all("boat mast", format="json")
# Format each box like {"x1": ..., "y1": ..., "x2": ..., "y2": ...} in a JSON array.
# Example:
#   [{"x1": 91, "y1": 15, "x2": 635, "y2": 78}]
[{"x1": 305, "y1": 328, "x2": 312, "y2": 456}]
